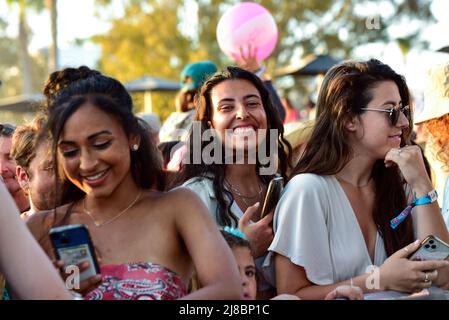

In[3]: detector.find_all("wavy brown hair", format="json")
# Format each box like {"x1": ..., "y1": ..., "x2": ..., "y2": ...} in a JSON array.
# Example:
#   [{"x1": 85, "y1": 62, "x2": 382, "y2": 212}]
[
  {"x1": 423, "y1": 114, "x2": 449, "y2": 170},
  {"x1": 291, "y1": 59, "x2": 414, "y2": 256}
]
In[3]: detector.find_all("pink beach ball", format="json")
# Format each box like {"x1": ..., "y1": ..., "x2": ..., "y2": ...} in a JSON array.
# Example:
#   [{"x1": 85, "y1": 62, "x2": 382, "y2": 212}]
[{"x1": 216, "y1": 2, "x2": 278, "y2": 62}]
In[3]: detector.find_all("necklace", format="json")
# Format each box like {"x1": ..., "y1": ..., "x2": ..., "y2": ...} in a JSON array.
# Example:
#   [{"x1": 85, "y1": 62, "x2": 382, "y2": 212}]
[
  {"x1": 225, "y1": 179, "x2": 263, "y2": 206},
  {"x1": 225, "y1": 179, "x2": 263, "y2": 198},
  {"x1": 335, "y1": 175, "x2": 372, "y2": 188},
  {"x1": 83, "y1": 189, "x2": 142, "y2": 227}
]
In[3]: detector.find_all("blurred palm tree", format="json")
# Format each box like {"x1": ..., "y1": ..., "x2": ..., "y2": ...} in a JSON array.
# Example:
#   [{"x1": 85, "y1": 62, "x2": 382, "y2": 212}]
[
  {"x1": 6, "y1": 0, "x2": 59, "y2": 95},
  {"x1": 45, "y1": 0, "x2": 58, "y2": 72}
]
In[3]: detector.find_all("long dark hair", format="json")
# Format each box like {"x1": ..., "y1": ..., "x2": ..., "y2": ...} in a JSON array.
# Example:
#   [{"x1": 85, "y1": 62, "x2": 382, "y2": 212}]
[
  {"x1": 45, "y1": 70, "x2": 164, "y2": 222},
  {"x1": 291, "y1": 59, "x2": 414, "y2": 256},
  {"x1": 174, "y1": 66, "x2": 291, "y2": 226}
]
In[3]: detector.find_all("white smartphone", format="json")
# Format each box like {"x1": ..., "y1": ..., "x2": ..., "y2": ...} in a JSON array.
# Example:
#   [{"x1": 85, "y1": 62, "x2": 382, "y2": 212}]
[{"x1": 409, "y1": 235, "x2": 449, "y2": 261}]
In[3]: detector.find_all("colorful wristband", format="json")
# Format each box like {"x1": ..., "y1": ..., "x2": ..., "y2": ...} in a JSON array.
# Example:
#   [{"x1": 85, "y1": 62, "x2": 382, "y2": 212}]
[{"x1": 390, "y1": 190, "x2": 438, "y2": 229}]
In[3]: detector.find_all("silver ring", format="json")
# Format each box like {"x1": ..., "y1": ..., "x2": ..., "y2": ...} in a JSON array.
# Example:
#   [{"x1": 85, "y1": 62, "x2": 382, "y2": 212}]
[{"x1": 424, "y1": 272, "x2": 430, "y2": 282}]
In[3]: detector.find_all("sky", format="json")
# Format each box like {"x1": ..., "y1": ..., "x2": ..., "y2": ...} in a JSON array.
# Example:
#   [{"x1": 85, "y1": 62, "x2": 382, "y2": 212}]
[{"x1": 1, "y1": 0, "x2": 449, "y2": 96}]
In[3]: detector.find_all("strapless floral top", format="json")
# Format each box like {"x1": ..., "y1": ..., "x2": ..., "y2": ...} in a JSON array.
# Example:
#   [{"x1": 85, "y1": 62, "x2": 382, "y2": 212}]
[{"x1": 83, "y1": 262, "x2": 187, "y2": 300}]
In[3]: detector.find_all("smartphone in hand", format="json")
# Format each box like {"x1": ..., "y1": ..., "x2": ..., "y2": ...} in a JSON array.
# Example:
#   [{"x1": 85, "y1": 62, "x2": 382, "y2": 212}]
[
  {"x1": 409, "y1": 235, "x2": 449, "y2": 261},
  {"x1": 260, "y1": 176, "x2": 284, "y2": 220},
  {"x1": 49, "y1": 224, "x2": 100, "y2": 282}
]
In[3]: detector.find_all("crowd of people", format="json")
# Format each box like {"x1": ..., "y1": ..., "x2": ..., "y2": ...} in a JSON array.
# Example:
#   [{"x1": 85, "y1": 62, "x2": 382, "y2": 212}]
[{"x1": 0, "y1": 57, "x2": 448, "y2": 300}]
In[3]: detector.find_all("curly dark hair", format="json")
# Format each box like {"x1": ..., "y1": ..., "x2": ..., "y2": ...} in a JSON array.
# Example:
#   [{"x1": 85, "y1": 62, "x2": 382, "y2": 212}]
[{"x1": 42, "y1": 66, "x2": 101, "y2": 111}]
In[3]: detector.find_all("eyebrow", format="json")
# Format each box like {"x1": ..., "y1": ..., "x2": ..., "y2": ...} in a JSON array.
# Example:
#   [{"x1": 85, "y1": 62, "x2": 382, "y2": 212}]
[
  {"x1": 382, "y1": 100, "x2": 402, "y2": 107},
  {"x1": 218, "y1": 94, "x2": 261, "y2": 104},
  {"x1": 59, "y1": 130, "x2": 112, "y2": 145}
]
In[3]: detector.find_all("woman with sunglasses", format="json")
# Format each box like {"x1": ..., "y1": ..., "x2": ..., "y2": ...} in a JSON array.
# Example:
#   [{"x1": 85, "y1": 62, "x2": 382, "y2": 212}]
[{"x1": 269, "y1": 59, "x2": 449, "y2": 299}]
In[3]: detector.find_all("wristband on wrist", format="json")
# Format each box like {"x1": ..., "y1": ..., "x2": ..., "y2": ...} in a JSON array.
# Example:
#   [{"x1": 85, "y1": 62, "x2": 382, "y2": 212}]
[{"x1": 390, "y1": 190, "x2": 438, "y2": 229}]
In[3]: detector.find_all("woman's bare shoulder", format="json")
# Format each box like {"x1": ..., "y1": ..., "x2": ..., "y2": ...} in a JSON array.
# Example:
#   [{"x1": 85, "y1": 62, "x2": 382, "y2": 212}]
[
  {"x1": 26, "y1": 203, "x2": 73, "y2": 239},
  {"x1": 140, "y1": 188, "x2": 207, "y2": 216}
]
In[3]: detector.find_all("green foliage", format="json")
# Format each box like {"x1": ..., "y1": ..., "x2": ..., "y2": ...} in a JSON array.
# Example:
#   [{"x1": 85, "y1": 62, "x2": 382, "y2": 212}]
[
  {"x1": 0, "y1": 17, "x2": 47, "y2": 99},
  {"x1": 92, "y1": 0, "x2": 436, "y2": 116},
  {"x1": 0, "y1": 0, "x2": 437, "y2": 114}
]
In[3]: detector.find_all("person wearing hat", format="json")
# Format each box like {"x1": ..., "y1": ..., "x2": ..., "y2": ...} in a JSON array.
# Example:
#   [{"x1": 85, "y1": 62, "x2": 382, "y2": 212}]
[
  {"x1": 415, "y1": 62, "x2": 449, "y2": 226},
  {"x1": 159, "y1": 61, "x2": 217, "y2": 143}
]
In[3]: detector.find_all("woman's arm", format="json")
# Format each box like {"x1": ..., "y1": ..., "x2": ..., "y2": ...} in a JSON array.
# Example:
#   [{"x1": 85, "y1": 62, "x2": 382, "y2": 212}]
[
  {"x1": 385, "y1": 146, "x2": 449, "y2": 242},
  {"x1": 275, "y1": 240, "x2": 449, "y2": 299},
  {"x1": 0, "y1": 182, "x2": 72, "y2": 300},
  {"x1": 174, "y1": 188, "x2": 242, "y2": 300},
  {"x1": 275, "y1": 253, "x2": 372, "y2": 299}
]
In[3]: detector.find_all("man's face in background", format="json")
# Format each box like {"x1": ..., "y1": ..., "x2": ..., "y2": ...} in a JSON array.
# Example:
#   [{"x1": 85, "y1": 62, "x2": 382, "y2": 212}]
[{"x1": 0, "y1": 135, "x2": 21, "y2": 196}]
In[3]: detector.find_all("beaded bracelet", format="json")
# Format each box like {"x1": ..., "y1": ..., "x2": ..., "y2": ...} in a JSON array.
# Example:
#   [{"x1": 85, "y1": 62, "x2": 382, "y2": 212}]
[{"x1": 390, "y1": 190, "x2": 438, "y2": 229}]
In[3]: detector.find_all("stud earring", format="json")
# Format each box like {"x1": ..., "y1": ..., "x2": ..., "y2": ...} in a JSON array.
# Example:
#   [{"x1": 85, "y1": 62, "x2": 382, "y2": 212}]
[{"x1": 131, "y1": 144, "x2": 139, "y2": 151}]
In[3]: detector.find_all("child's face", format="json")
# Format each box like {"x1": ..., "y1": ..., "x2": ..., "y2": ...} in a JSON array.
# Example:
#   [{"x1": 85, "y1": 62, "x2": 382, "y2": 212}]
[{"x1": 232, "y1": 246, "x2": 257, "y2": 300}]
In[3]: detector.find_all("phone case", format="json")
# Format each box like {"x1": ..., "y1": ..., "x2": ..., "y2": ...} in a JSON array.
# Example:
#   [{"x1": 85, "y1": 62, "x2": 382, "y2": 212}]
[
  {"x1": 409, "y1": 235, "x2": 449, "y2": 261},
  {"x1": 260, "y1": 176, "x2": 284, "y2": 219},
  {"x1": 49, "y1": 224, "x2": 100, "y2": 282}
]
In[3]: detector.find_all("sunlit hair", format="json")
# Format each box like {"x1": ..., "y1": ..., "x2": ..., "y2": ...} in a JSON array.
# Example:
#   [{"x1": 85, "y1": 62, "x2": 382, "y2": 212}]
[
  {"x1": 173, "y1": 66, "x2": 291, "y2": 226},
  {"x1": 422, "y1": 114, "x2": 449, "y2": 170},
  {"x1": 45, "y1": 70, "x2": 164, "y2": 214},
  {"x1": 292, "y1": 59, "x2": 414, "y2": 256},
  {"x1": 11, "y1": 113, "x2": 48, "y2": 173}
]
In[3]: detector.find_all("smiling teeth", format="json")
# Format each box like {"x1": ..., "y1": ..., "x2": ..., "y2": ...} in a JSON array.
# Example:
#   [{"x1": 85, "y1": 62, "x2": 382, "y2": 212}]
[
  {"x1": 233, "y1": 127, "x2": 255, "y2": 134},
  {"x1": 85, "y1": 170, "x2": 107, "y2": 181}
]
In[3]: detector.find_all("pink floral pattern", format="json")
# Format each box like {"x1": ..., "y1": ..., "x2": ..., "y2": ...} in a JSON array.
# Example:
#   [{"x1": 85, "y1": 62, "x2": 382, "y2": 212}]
[{"x1": 83, "y1": 262, "x2": 187, "y2": 300}]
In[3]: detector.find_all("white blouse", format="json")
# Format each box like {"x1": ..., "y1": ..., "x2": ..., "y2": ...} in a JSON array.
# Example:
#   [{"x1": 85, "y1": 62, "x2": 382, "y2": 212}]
[{"x1": 267, "y1": 174, "x2": 393, "y2": 285}]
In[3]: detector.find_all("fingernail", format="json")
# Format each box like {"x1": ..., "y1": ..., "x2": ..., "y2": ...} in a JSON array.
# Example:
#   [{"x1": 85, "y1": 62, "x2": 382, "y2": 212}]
[
  {"x1": 415, "y1": 239, "x2": 420, "y2": 244},
  {"x1": 254, "y1": 202, "x2": 260, "y2": 207}
]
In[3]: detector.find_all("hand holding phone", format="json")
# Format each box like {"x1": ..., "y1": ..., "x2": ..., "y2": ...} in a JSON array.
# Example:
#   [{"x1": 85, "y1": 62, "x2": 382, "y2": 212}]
[
  {"x1": 49, "y1": 224, "x2": 101, "y2": 283},
  {"x1": 260, "y1": 176, "x2": 284, "y2": 220},
  {"x1": 409, "y1": 235, "x2": 449, "y2": 261}
]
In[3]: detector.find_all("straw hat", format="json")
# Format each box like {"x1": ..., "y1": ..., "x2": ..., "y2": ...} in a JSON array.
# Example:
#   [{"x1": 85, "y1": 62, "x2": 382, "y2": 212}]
[
  {"x1": 415, "y1": 62, "x2": 449, "y2": 124},
  {"x1": 283, "y1": 120, "x2": 314, "y2": 149}
]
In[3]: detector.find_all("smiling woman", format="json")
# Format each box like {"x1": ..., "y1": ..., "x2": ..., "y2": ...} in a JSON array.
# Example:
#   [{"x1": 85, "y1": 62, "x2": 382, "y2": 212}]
[
  {"x1": 173, "y1": 66, "x2": 292, "y2": 298},
  {"x1": 25, "y1": 67, "x2": 242, "y2": 300}
]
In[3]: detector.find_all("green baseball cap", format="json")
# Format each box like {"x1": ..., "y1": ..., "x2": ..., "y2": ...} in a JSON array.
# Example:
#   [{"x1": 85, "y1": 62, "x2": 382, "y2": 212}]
[{"x1": 180, "y1": 61, "x2": 217, "y2": 90}]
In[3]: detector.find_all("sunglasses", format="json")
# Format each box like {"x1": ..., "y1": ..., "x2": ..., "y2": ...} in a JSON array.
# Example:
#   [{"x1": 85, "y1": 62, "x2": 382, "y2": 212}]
[
  {"x1": 0, "y1": 123, "x2": 16, "y2": 136},
  {"x1": 360, "y1": 104, "x2": 410, "y2": 126}
]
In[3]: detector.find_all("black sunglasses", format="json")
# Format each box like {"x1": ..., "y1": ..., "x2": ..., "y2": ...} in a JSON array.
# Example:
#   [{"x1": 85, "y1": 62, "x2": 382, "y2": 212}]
[
  {"x1": 360, "y1": 104, "x2": 410, "y2": 126},
  {"x1": 0, "y1": 123, "x2": 16, "y2": 136}
]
